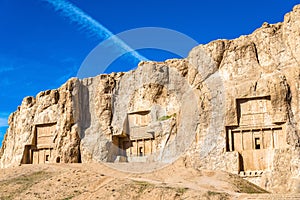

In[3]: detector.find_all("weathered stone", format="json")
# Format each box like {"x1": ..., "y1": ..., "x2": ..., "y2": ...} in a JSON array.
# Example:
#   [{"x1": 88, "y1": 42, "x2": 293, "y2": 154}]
[{"x1": 1, "y1": 4, "x2": 300, "y2": 194}]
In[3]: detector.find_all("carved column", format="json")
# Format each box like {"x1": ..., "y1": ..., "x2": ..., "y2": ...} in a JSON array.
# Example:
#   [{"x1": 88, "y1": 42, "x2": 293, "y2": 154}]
[
  {"x1": 136, "y1": 140, "x2": 138, "y2": 156},
  {"x1": 130, "y1": 144, "x2": 132, "y2": 157},
  {"x1": 271, "y1": 128, "x2": 274, "y2": 149},
  {"x1": 228, "y1": 129, "x2": 233, "y2": 151},
  {"x1": 251, "y1": 129, "x2": 254, "y2": 150},
  {"x1": 143, "y1": 139, "x2": 145, "y2": 156},
  {"x1": 261, "y1": 129, "x2": 264, "y2": 149},
  {"x1": 151, "y1": 138, "x2": 153, "y2": 154},
  {"x1": 241, "y1": 130, "x2": 244, "y2": 150}
]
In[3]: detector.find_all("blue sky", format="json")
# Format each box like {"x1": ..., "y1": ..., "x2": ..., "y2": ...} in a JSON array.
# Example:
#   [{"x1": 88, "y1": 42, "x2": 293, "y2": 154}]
[{"x1": 0, "y1": 0, "x2": 299, "y2": 145}]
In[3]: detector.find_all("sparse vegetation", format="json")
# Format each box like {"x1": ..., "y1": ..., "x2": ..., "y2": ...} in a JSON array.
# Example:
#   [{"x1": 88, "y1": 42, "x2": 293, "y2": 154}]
[
  {"x1": 158, "y1": 113, "x2": 177, "y2": 121},
  {"x1": 205, "y1": 190, "x2": 230, "y2": 199},
  {"x1": 0, "y1": 171, "x2": 52, "y2": 200},
  {"x1": 176, "y1": 187, "x2": 188, "y2": 194},
  {"x1": 229, "y1": 174, "x2": 269, "y2": 194},
  {"x1": 133, "y1": 181, "x2": 153, "y2": 194},
  {"x1": 0, "y1": 164, "x2": 286, "y2": 200},
  {"x1": 133, "y1": 180, "x2": 190, "y2": 198},
  {"x1": 62, "y1": 196, "x2": 74, "y2": 200}
]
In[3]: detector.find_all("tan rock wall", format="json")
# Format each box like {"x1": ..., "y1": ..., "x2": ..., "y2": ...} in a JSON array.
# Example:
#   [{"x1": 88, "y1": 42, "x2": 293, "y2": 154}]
[
  {"x1": 1, "y1": 4, "x2": 300, "y2": 194},
  {"x1": 186, "y1": 5, "x2": 300, "y2": 193},
  {"x1": 0, "y1": 79, "x2": 81, "y2": 168}
]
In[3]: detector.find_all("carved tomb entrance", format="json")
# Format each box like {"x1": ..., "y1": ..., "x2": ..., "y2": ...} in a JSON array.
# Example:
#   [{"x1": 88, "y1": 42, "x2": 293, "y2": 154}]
[{"x1": 225, "y1": 96, "x2": 287, "y2": 175}]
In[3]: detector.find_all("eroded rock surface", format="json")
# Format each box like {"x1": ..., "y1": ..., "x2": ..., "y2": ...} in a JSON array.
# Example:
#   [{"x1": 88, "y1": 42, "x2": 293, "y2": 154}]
[{"x1": 1, "y1": 4, "x2": 300, "y2": 193}]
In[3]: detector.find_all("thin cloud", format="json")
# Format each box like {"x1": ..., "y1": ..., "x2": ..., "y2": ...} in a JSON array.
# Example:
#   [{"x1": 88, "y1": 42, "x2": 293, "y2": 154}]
[
  {"x1": 0, "y1": 55, "x2": 17, "y2": 73},
  {"x1": 0, "y1": 77, "x2": 15, "y2": 86},
  {"x1": 0, "y1": 118, "x2": 8, "y2": 127},
  {"x1": 0, "y1": 66, "x2": 14, "y2": 73},
  {"x1": 0, "y1": 112, "x2": 10, "y2": 117},
  {"x1": 0, "y1": 55, "x2": 25, "y2": 79},
  {"x1": 0, "y1": 113, "x2": 9, "y2": 127},
  {"x1": 43, "y1": 0, "x2": 147, "y2": 62}
]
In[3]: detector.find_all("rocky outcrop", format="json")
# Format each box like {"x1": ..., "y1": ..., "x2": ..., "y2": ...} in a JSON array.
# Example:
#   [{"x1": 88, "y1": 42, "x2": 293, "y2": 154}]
[
  {"x1": 1, "y1": 4, "x2": 300, "y2": 193},
  {"x1": 185, "y1": 5, "x2": 300, "y2": 193},
  {"x1": 0, "y1": 80, "x2": 81, "y2": 166}
]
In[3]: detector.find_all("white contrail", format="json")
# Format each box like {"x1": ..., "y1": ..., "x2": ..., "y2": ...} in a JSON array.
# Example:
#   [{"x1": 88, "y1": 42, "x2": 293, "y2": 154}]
[{"x1": 42, "y1": 0, "x2": 147, "y2": 62}]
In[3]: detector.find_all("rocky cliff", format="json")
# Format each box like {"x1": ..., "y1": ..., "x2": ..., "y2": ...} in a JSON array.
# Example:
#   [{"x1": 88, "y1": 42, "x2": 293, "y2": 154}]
[{"x1": 1, "y1": 4, "x2": 300, "y2": 193}]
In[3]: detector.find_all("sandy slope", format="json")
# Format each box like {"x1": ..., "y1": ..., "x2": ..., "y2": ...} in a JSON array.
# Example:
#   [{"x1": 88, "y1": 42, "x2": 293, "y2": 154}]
[{"x1": 0, "y1": 159, "x2": 297, "y2": 200}]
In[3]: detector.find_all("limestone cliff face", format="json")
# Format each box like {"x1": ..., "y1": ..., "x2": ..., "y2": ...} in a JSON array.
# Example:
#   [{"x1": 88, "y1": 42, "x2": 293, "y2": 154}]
[
  {"x1": 0, "y1": 80, "x2": 81, "y2": 167},
  {"x1": 186, "y1": 5, "x2": 300, "y2": 192},
  {"x1": 1, "y1": 4, "x2": 300, "y2": 193}
]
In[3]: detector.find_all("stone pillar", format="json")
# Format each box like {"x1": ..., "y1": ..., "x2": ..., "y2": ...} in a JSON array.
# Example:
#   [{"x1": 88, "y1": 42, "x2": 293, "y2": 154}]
[
  {"x1": 251, "y1": 129, "x2": 254, "y2": 150},
  {"x1": 271, "y1": 128, "x2": 274, "y2": 148},
  {"x1": 241, "y1": 130, "x2": 244, "y2": 150},
  {"x1": 136, "y1": 140, "x2": 138, "y2": 156},
  {"x1": 143, "y1": 139, "x2": 145, "y2": 156},
  {"x1": 229, "y1": 129, "x2": 233, "y2": 151},
  {"x1": 130, "y1": 144, "x2": 132, "y2": 156},
  {"x1": 261, "y1": 129, "x2": 264, "y2": 149},
  {"x1": 151, "y1": 139, "x2": 153, "y2": 154}
]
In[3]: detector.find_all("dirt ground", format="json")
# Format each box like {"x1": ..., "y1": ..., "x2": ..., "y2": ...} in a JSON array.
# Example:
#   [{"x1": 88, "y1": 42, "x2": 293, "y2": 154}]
[{"x1": 0, "y1": 159, "x2": 298, "y2": 200}]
